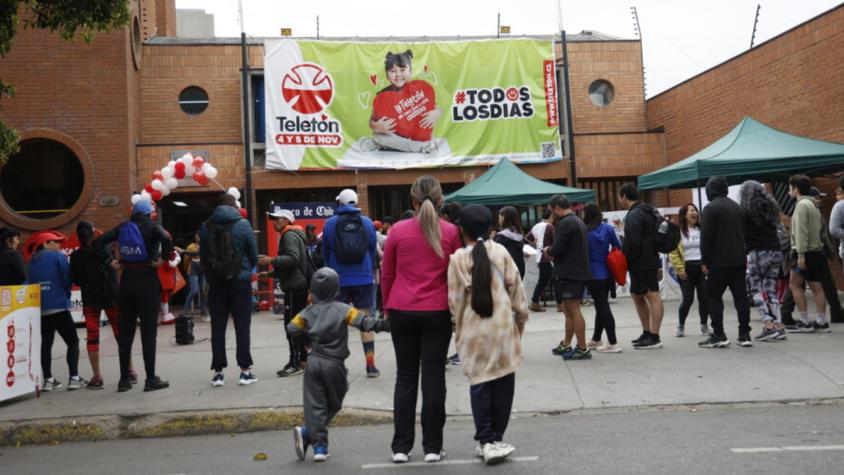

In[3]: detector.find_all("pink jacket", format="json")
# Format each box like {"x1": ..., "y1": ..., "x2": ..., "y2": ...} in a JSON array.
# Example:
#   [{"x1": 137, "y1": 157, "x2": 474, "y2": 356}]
[{"x1": 381, "y1": 217, "x2": 463, "y2": 313}]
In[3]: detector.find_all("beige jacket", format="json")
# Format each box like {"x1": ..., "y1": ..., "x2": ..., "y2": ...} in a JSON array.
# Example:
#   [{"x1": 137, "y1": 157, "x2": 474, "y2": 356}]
[{"x1": 448, "y1": 241, "x2": 529, "y2": 385}]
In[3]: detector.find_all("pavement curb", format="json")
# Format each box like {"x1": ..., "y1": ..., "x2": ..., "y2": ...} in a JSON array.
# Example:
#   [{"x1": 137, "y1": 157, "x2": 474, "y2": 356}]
[
  {"x1": 0, "y1": 407, "x2": 392, "y2": 447},
  {"x1": 4, "y1": 398, "x2": 844, "y2": 447}
]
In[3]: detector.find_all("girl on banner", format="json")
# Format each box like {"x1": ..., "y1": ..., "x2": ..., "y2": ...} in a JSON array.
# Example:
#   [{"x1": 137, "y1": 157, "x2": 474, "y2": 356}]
[{"x1": 363, "y1": 50, "x2": 442, "y2": 154}]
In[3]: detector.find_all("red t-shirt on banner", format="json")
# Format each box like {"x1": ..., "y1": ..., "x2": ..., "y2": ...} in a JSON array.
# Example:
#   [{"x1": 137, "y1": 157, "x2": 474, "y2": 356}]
[{"x1": 371, "y1": 80, "x2": 436, "y2": 142}]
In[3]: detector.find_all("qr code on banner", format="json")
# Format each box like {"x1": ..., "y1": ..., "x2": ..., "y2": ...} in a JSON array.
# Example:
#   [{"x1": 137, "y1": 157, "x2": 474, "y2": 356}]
[{"x1": 540, "y1": 142, "x2": 556, "y2": 159}]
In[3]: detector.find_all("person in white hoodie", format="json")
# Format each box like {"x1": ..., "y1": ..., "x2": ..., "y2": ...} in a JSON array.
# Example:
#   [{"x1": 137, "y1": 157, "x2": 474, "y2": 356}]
[{"x1": 448, "y1": 204, "x2": 529, "y2": 465}]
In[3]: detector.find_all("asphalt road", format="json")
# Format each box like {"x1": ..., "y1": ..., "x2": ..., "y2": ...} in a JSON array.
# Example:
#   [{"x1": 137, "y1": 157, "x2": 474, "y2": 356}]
[{"x1": 4, "y1": 402, "x2": 844, "y2": 475}]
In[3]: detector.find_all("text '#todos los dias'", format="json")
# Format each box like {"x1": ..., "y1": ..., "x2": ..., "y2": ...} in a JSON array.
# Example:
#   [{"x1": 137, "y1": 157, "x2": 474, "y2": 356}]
[{"x1": 451, "y1": 86, "x2": 534, "y2": 122}]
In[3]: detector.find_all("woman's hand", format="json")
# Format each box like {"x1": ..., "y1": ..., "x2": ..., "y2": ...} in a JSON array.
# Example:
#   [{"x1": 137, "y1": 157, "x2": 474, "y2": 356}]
[
  {"x1": 371, "y1": 117, "x2": 396, "y2": 134},
  {"x1": 419, "y1": 108, "x2": 442, "y2": 129}
]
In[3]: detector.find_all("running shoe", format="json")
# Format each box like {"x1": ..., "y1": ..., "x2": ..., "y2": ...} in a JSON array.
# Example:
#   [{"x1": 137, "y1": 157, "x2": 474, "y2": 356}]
[
  {"x1": 117, "y1": 378, "x2": 132, "y2": 393},
  {"x1": 392, "y1": 452, "x2": 410, "y2": 463},
  {"x1": 700, "y1": 324, "x2": 713, "y2": 336},
  {"x1": 786, "y1": 321, "x2": 815, "y2": 333},
  {"x1": 67, "y1": 375, "x2": 87, "y2": 390},
  {"x1": 813, "y1": 322, "x2": 831, "y2": 333},
  {"x1": 448, "y1": 353, "x2": 461, "y2": 365},
  {"x1": 277, "y1": 365, "x2": 304, "y2": 377},
  {"x1": 675, "y1": 325, "x2": 685, "y2": 337},
  {"x1": 755, "y1": 327, "x2": 779, "y2": 342},
  {"x1": 239, "y1": 371, "x2": 258, "y2": 385},
  {"x1": 551, "y1": 342, "x2": 571, "y2": 356},
  {"x1": 366, "y1": 367, "x2": 381, "y2": 378},
  {"x1": 87, "y1": 375, "x2": 104, "y2": 390},
  {"x1": 482, "y1": 443, "x2": 508, "y2": 465},
  {"x1": 586, "y1": 339, "x2": 602, "y2": 349},
  {"x1": 42, "y1": 377, "x2": 62, "y2": 392},
  {"x1": 143, "y1": 376, "x2": 170, "y2": 392},
  {"x1": 596, "y1": 343, "x2": 622, "y2": 353},
  {"x1": 737, "y1": 333, "x2": 753, "y2": 347},
  {"x1": 313, "y1": 445, "x2": 329, "y2": 462},
  {"x1": 631, "y1": 332, "x2": 648, "y2": 346},
  {"x1": 773, "y1": 328, "x2": 787, "y2": 340},
  {"x1": 293, "y1": 426, "x2": 310, "y2": 461},
  {"x1": 563, "y1": 347, "x2": 592, "y2": 360},
  {"x1": 211, "y1": 372, "x2": 224, "y2": 387},
  {"x1": 424, "y1": 450, "x2": 445, "y2": 462},
  {"x1": 636, "y1": 334, "x2": 663, "y2": 349},
  {"x1": 699, "y1": 334, "x2": 730, "y2": 348}
]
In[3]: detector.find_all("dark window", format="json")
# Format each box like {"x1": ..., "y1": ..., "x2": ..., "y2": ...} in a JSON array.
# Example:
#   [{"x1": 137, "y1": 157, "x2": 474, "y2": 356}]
[
  {"x1": 588, "y1": 80, "x2": 614, "y2": 107},
  {"x1": 179, "y1": 86, "x2": 209, "y2": 115},
  {"x1": 252, "y1": 75, "x2": 266, "y2": 143},
  {"x1": 0, "y1": 139, "x2": 85, "y2": 220}
]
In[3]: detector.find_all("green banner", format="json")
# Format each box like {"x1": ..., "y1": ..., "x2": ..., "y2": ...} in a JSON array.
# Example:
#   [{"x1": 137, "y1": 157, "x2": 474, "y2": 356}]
[{"x1": 264, "y1": 39, "x2": 561, "y2": 170}]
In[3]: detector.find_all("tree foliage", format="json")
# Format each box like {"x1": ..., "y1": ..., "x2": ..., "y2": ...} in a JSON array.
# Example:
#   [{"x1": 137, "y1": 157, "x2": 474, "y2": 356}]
[{"x1": 0, "y1": 0, "x2": 130, "y2": 165}]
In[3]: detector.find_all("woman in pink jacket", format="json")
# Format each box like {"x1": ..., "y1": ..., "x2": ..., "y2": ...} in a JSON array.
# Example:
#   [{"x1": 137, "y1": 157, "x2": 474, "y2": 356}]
[{"x1": 381, "y1": 175, "x2": 463, "y2": 464}]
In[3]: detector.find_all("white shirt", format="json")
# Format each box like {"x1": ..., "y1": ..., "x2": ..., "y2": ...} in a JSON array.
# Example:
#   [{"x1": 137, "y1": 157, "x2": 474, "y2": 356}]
[{"x1": 682, "y1": 227, "x2": 702, "y2": 261}]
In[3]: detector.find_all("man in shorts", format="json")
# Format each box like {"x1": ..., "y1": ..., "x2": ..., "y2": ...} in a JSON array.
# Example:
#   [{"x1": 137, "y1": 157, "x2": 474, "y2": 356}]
[
  {"x1": 322, "y1": 189, "x2": 381, "y2": 377},
  {"x1": 619, "y1": 183, "x2": 664, "y2": 349},
  {"x1": 545, "y1": 194, "x2": 592, "y2": 360}
]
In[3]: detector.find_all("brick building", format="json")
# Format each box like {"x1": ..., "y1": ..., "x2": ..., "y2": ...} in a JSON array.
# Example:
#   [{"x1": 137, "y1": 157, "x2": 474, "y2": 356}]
[{"x1": 0, "y1": 0, "x2": 661, "y2": 246}]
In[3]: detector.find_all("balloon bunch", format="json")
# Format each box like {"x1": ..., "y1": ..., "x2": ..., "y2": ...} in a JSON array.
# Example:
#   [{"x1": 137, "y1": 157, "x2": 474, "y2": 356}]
[{"x1": 131, "y1": 153, "x2": 219, "y2": 205}]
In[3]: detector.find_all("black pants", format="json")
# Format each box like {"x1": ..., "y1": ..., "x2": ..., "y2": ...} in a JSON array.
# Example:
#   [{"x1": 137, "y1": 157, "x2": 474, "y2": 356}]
[
  {"x1": 532, "y1": 262, "x2": 555, "y2": 304},
  {"x1": 209, "y1": 278, "x2": 254, "y2": 372},
  {"x1": 679, "y1": 262, "x2": 709, "y2": 326},
  {"x1": 588, "y1": 278, "x2": 617, "y2": 345},
  {"x1": 118, "y1": 266, "x2": 161, "y2": 381},
  {"x1": 707, "y1": 265, "x2": 751, "y2": 337},
  {"x1": 390, "y1": 310, "x2": 452, "y2": 455},
  {"x1": 40, "y1": 310, "x2": 79, "y2": 379},
  {"x1": 470, "y1": 373, "x2": 515, "y2": 445},
  {"x1": 283, "y1": 288, "x2": 308, "y2": 367}
]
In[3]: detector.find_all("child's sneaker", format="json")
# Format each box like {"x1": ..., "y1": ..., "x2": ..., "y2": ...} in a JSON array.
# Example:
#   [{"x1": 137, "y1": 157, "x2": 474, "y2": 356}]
[
  {"x1": 42, "y1": 377, "x2": 62, "y2": 392},
  {"x1": 312, "y1": 445, "x2": 329, "y2": 462},
  {"x1": 293, "y1": 426, "x2": 310, "y2": 461},
  {"x1": 87, "y1": 375, "x2": 104, "y2": 390},
  {"x1": 67, "y1": 375, "x2": 87, "y2": 390}
]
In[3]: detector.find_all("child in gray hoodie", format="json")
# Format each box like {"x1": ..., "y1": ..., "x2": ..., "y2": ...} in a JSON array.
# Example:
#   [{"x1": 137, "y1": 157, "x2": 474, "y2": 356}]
[{"x1": 288, "y1": 267, "x2": 389, "y2": 462}]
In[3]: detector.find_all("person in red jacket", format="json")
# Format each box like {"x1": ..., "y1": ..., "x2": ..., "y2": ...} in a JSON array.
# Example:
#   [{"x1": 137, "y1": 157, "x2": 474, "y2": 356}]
[{"x1": 362, "y1": 50, "x2": 441, "y2": 154}]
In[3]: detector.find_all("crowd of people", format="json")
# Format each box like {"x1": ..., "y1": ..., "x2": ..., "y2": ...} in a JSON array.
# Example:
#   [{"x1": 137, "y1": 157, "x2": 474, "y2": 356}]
[{"x1": 0, "y1": 172, "x2": 843, "y2": 465}]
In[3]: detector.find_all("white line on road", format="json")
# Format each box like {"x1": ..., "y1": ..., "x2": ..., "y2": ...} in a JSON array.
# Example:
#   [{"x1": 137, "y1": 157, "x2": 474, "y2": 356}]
[
  {"x1": 731, "y1": 445, "x2": 844, "y2": 454},
  {"x1": 361, "y1": 455, "x2": 539, "y2": 469}
]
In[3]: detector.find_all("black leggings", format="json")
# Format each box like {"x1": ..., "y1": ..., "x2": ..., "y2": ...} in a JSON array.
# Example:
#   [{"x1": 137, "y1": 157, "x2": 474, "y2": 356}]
[
  {"x1": 588, "y1": 279, "x2": 617, "y2": 345},
  {"x1": 41, "y1": 310, "x2": 79, "y2": 379},
  {"x1": 532, "y1": 262, "x2": 555, "y2": 304},
  {"x1": 678, "y1": 262, "x2": 708, "y2": 326},
  {"x1": 118, "y1": 266, "x2": 161, "y2": 381},
  {"x1": 389, "y1": 309, "x2": 452, "y2": 455},
  {"x1": 283, "y1": 288, "x2": 309, "y2": 367}
]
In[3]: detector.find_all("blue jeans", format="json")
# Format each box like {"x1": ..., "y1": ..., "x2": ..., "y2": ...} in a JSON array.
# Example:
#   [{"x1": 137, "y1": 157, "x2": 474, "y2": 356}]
[{"x1": 185, "y1": 274, "x2": 206, "y2": 314}]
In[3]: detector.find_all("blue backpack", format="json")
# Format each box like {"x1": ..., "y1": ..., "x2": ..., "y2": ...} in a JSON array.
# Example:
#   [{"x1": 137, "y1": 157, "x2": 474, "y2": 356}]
[
  {"x1": 334, "y1": 213, "x2": 369, "y2": 264},
  {"x1": 118, "y1": 222, "x2": 149, "y2": 263}
]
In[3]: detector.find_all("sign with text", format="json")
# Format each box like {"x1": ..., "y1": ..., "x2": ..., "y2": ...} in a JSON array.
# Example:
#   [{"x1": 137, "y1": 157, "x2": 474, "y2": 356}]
[
  {"x1": 265, "y1": 202, "x2": 334, "y2": 257},
  {"x1": 264, "y1": 38, "x2": 561, "y2": 170},
  {"x1": 0, "y1": 284, "x2": 42, "y2": 402}
]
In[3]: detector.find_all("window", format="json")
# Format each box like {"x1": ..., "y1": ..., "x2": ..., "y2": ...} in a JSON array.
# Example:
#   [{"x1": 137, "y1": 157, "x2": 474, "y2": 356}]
[
  {"x1": 179, "y1": 86, "x2": 209, "y2": 115},
  {"x1": 130, "y1": 15, "x2": 142, "y2": 70},
  {"x1": 588, "y1": 80, "x2": 614, "y2": 107},
  {"x1": 0, "y1": 139, "x2": 85, "y2": 220}
]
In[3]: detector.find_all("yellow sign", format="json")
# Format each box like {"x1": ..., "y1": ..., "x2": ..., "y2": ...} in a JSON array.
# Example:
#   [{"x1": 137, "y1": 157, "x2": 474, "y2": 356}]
[
  {"x1": 499, "y1": 26, "x2": 511, "y2": 34},
  {"x1": 280, "y1": 28, "x2": 293, "y2": 36},
  {"x1": 1, "y1": 284, "x2": 42, "y2": 402}
]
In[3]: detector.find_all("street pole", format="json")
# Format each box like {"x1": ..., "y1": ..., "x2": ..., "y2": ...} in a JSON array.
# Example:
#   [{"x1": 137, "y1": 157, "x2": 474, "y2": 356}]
[
  {"x1": 239, "y1": 0, "x2": 254, "y2": 223},
  {"x1": 560, "y1": 30, "x2": 577, "y2": 186},
  {"x1": 497, "y1": 13, "x2": 500, "y2": 38}
]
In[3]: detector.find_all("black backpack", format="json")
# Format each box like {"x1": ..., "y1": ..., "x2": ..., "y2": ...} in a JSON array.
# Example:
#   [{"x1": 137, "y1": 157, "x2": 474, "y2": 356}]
[
  {"x1": 289, "y1": 232, "x2": 318, "y2": 285},
  {"x1": 204, "y1": 221, "x2": 241, "y2": 285},
  {"x1": 334, "y1": 213, "x2": 369, "y2": 264},
  {"x1": 651, "y1": 209, "x2": 681, "y2": 253}
]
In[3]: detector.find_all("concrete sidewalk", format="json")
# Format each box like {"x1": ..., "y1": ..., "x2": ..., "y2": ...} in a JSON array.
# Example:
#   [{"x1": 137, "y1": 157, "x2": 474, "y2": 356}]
[{"x1": 2, "y1": 296, "x2": 843, "y2": 445}]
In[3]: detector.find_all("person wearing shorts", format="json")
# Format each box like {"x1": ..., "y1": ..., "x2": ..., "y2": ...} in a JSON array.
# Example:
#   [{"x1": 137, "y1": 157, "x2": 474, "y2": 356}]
[{"x1": 619, "y1": 183, "x2": 664, "y2": 349}]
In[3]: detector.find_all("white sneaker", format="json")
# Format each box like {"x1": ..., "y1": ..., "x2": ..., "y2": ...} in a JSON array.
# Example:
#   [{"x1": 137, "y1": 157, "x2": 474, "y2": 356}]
[
  {"x1": 67, "y1": 376, "x2": 87, "y2": 390},
  {"x1": 482, "y1": 442, "x2": 508, "y2": 465},
  {"x1": 700, "y1": 324, "x2": 713, "y2": 336},
  {"x1": 495, "y1": 441, "x2": 516, "y2": 458},
  {"x1": 675, "y1": 325, "x2": 685, "y2": 337},
  {"x1": 475, "y1": 444, "x2": 485, "y2": 458},
  {"x1": 42, "y1": 377, "x2": 62, "y2": 392},
  {"x1": 392, "y1": 452, "x2": 409, "y2": 463},
  {"x1": 596, "y1": 343, "x2": 622, "y2": 353},
  {"x1": 424, "y1": 450, "x2": 445, "y2": 462}
]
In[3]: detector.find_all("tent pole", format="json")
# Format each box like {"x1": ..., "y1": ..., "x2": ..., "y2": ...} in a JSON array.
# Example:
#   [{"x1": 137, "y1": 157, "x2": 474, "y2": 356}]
[{"x1": 696, "y1": 181, "x2": 703, "y2": 209}]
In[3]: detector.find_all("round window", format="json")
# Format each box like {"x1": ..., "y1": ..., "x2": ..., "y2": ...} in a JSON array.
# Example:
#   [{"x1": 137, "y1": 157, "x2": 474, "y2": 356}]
[
  {"x1": 179, "y1": 86, "x2": 209, "y2": 115},
  {"x1": 131, "y1": 15, "x2": 142, "y2": 70},
  {"x1": 0, "y1": 139, "x2": 85, "y2": 220},
  {"x1": 588, "y1": 80, "x2": 615, "y2": 107}
]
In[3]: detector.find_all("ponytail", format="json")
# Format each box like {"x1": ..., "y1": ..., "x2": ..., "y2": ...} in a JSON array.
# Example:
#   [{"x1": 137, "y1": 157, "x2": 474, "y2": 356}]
[
  {"x1": 410, "y1": 175, "x2": 443, "y2": 257},
  {"x1": 470, "y1": 239, "x2": 493, "y2": 318}
]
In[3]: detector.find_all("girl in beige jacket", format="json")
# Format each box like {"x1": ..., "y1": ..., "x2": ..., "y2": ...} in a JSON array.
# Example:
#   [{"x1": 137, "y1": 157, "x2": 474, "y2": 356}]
[{"x1": 447, "y1": 204, "x2": 529, "y2": 465}]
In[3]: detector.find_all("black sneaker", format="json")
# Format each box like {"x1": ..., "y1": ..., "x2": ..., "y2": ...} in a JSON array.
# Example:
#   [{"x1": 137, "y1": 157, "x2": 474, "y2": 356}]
[
  {"x1": 787, "y1": 321, "x2": 815, "y2": 333},
  {"x1": 737, "y1": 333, "x2": 753, "y2": 347},
  {"x1": 635, "y1": 334, "x2": 663, "y2": 349},
  {"x1": 812, "y1": 322, "x2": 831, "y2": 333},
  {"x1": 551, "y1": 342, "x2": 571, "y2": 355},
  {"x1": 143, "y1": 376, "x2": 170, "y2": 392},
  {"x1": 631, "y1": 332, "x2": 649, "y2": 346},
  {"x1": 448, "y1": 353, "x2": 461, "y2": 365},
  {"x1": 277, "y1": 365, "x2": 304, "y2": 377},
  {"x1": 117, "y1": 378, "x2": 132, "y2": 393},
  {"x1": 699, "y1": 334, "x2": 730, "y2": 348}
]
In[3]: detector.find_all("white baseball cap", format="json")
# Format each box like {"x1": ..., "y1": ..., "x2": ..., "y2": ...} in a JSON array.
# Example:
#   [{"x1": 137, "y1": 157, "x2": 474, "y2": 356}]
[
  {"x1": 267, "y1": 204, "x2": 295, "y2": 223},
  {"x1": 336, "y1": 189, "x2": 358, "y2": 205}
]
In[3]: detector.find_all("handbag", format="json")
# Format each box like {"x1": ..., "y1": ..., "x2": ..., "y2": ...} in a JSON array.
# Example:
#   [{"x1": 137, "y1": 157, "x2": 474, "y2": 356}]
[{"x1": 607, "y1": 248, "x2": 628, "y2": 286}]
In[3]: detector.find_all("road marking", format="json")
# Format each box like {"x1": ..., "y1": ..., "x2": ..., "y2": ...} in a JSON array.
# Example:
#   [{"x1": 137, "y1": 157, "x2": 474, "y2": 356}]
[
  {"x1": 731, "y1": 445, "x2": 844, "y2": 454},
  {"x1": 361, "y1": 455, "x2": 539, "y2": 469}
]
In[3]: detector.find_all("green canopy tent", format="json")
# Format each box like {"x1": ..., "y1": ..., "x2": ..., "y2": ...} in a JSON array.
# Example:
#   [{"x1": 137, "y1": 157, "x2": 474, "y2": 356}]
[
  {"x1": 445, "y1": 158, "x2": 596, "y2": 206},
  {"x1": 638, "y1": 117, "x2": 844, "y2": 191}
]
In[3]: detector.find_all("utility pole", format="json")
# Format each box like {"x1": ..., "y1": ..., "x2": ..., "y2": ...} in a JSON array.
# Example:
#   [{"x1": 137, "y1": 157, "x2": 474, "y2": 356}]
[
  {"x1": 238, "y1": 0, "x2": 253, "y2": 223},
  {"x1": 497, "y1": 12, "x2": 500, "y2": 38},
  {"x1": 750, "y1": 4, "x2": 761, "y2": 49},
  {"x1": 317, "y1": 15, "x2": 320, "y2": 39}
]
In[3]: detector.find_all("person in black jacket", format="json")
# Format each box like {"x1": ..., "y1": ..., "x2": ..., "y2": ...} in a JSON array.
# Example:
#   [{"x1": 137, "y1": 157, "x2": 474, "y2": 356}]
[
  {"x1": 544, "y1": 194, "x2": 591, "y2": 360},
  {"x1": 94, "y1": 200, "x2": 172, "y2": 392},
  {"x1": 0, "y1": 227, "x2": 26, "y2": 285},
  {"x1": 70, "y1": 221, "x2": 136, "y2": 389},
  {"x1": 494, "y1": 206, "x2": 526, "y2": 278},
  {"x1": 699, "y1": 176, "x2": 751, "y2": 348},
  {"x1": 619, "y1": 183, "x2": 664, "y2": 349}
]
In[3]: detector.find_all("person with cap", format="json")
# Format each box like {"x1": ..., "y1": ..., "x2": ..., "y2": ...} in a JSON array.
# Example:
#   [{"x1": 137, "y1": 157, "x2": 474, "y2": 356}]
[
  {"x1": 784, "y1": 175, "x2": 829, "y2": 333},
  {"x1": 28, "y1": 231, "x2": 86, "y2": 391},
  {"x1": 202, "y1": 192, "x2": 259, "y2": 387},
  {"x1": 70, "y1": 221, "x2": 136, "y2": 389},
  {"x1": 289, "y1": 267, "x2": 390, "y2": 462},
  {"x1": 94, "y1": 199, "x2": 172, "y2": 392},
  {"x1": 448, "y1": 204, "x2": 528, "y2": 465},
  {"x1": 0, "y1": 227, "x2": 26, "y2": 285},
  {"x1": 699, "y1": 176, "x2": 752, "y2": 348},
  {"x1": 258, "y1": 205, "x2": 310, "y2": 377},
  {"x1": 381, "y1": 176, "x2": 463, "y2": 463},
  {"x1": 321, "y1": 188, "x2": 381, "y2": 377}
]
